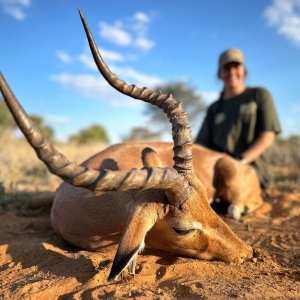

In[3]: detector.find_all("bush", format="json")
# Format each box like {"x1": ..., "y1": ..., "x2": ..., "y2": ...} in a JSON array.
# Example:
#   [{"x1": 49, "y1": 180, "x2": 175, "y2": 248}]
[
  {"x1": 0, "y1": 99, "x2": 15, "y2": 134},
  {"x1": 30, "y1": 115, "x2": 55, "y2": 142},
  {"x1": 122, "y1": 127, "x2": 161, "y2": 142},
  {"x1": 69, "y1": 124, "x2": 109, "y2": 144}
]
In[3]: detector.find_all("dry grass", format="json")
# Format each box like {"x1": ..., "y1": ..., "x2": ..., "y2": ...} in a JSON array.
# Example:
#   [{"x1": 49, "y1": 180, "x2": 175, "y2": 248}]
[
  {"x1": 269, "y1": 137, "x2": 300, "y2": 192},
  {"x1": 0, "y1": 132, "x2": 107, "y2": 193},
  {"x1": 0, "y1": 133, "x2": 299, "y2": 194}
]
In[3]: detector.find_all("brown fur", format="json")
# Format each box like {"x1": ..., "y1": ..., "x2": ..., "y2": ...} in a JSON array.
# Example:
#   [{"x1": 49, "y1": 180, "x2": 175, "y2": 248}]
[
  {"x1": 83, "y1": 142, "x2": 262, "y2": 216},
  {"x1": 0, "y1": 10, "x2": 257, "y2": 280},
  {"x1": 51, "y1": 142, "x2": 256, "y2": 279}
]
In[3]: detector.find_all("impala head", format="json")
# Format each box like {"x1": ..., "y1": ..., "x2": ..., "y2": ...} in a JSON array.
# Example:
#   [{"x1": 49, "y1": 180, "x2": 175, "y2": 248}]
[
  {"x1": 0, "y1": 9, "x2": 252, "y2": 281},
  {"x1": 106, "y1": 161, "x2": 252, "y2": 281},
  {"x1": 144, "y1": 172, "x2": 252, "y2": 259}
]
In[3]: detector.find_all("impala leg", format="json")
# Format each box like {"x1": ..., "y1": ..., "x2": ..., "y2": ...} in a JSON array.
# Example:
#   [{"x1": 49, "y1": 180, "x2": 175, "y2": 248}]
[{"x1": 128, "y1": 259, "x2": 136, "y2": 276}]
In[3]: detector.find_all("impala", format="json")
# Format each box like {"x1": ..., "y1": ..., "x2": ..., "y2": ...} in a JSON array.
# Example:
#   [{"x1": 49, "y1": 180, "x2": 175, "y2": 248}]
[{"x1": 0, "y1": 10, "x2": 253, "y2": 281}]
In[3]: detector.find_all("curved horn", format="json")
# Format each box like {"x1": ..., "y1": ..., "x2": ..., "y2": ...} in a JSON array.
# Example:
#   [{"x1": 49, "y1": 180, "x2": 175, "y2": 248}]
[
  {"x1": 0, "y1": 73, "x2": 189, "y2": 205},
  {"x1": 78, "y1": 9, "x2": 194, "y2": 176}
]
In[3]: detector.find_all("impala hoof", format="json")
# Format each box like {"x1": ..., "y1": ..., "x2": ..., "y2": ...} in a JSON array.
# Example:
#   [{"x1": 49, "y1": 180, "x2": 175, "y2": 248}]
[{"x1": 227, "y1": 204, "x2": 242, "y2": 220}]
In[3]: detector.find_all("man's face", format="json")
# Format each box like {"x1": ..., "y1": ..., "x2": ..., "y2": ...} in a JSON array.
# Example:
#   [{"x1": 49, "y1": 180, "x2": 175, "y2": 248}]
[{"x1": 220, "y1": 62, "x2": 246, "y2": 89}]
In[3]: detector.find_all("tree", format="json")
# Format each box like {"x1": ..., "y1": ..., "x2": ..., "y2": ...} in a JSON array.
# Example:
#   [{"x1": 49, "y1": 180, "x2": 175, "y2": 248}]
[
  {"x1": 1, "y1": 98, "x2": 55, "y2": 141},
  {"x1": 69, "y1": 124, "x2": 109, "y2": 144},
  {"x1": 122, "y1": 126, "x2": 161, "y2": 142},
  {"x1": 30, "y1": 114, "x2": 55, "y2": 142},
  {"x1": 0, "y1": 98, "x2": 15, "y2": 134},
  {"x1": 143, "y1": 81, "x2": 206, "y2": 129}
]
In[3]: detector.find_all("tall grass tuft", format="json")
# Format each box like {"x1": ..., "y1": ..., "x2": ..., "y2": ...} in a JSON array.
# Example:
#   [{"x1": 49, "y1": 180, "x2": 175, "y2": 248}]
[
  {"x1": 0, "y1": 131, "x2": 107, "y2": 193},
  {"x1": 1, "y1": 132, "x2": 299, "y2": 194},
  {"x1": 269, "y1": 136, "x2": 300, "y2": 191}
]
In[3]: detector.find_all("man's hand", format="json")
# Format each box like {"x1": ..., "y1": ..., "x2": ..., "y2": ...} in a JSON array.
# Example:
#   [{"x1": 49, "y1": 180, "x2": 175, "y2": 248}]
[{"x1": 238, "y1": 131, "x2": 275, "y2": 163}]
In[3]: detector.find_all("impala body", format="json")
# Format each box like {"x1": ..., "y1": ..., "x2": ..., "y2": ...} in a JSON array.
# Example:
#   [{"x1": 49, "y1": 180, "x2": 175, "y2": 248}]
[
  {"x1": 52, "y1": 142, "x2": 256, "y2": 279},
  {"x1": 81, "y1": 142, "x2": 263, "y2": 220},
  {"x1": 0, "y1": 10, "x2": 254, "y2": 281}
]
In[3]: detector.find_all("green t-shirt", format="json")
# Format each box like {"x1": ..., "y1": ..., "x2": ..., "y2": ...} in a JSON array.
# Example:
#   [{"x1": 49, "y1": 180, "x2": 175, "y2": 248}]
[{"x1": 195, "y1": 87, "x2": 281, "y2": 188}]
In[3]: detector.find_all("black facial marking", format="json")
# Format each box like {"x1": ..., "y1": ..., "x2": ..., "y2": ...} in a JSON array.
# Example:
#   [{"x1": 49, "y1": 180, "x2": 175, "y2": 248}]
[
  {"x1": 173, "y1": 228, "x2": 195, "y2": 235},
  {"x1": 108, "y1": 246, "x2": 139, "y2": 281}
]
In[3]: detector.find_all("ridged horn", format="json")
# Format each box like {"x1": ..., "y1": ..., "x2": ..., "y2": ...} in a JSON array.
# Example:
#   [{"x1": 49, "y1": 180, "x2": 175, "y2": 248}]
[
  {"x1": 78, "y1": 9, "x2": 194, "y2": 176},
  {"x1": 0, "y1": 73, "x2": 189, "y2": 205}
]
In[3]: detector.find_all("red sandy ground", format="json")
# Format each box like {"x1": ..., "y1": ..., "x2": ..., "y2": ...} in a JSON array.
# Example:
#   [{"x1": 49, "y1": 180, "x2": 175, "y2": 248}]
[{"x1": 0, "y1": 189, "x2": 299, "y2": 299}]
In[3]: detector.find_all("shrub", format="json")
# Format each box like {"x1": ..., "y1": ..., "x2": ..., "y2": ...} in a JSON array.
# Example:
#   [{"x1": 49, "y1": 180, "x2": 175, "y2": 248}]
[{"x1": 69, "y1": 124, "x2": 109, "y2": 144}]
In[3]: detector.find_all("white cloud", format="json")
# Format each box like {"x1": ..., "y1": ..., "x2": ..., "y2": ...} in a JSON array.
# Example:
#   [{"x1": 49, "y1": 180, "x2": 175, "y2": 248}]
[
  {"x1": 71, "y1": 49, "x2": 164, "y2": 88},
  {"x1": 56, "y1": 49, "x2": 126, "y2": 69},
  {"x1": 51, "y1": 73, "x2": 111, "y2": 100},
  {"x1": 56, "y1": 51, "x2": 73, "y2": 64},
  {"x1": 130, "y1": 11, "x2": 151, "y2": 33},
  {"x1": 45, "y1": 115, "x2": 70, "y2": 124},
  {"x1": 201, "y1": 90, "x2": 219, "y2": 105},
  {"x1": 50, "y1": 69, "x2": 165, "y2": 108},
  {"x1": 100, "y1": 48, "x2": 124, "y2": 62},
  {"x1": 99, "y1": 22, "x2": 132, "y2": 46},
  {"x1": 135, "y1": 37, "x2": 155, "y2": 51},
  {"x1": 51, "y1": 73, "x2": 138, "y2": 108},
  {"x1": 77, "y1": 48, "x2": 124, "y2": 70},
  {"x1": 130, "y1": 11, "x2": 154, "y2": 51},
  {"x1": 133, "y1": 12, "x2": 150, "y2": 24},
  {"x1": 98, "y1": 11, "x2": 154, "y2": 51},
  {"x1": 52, "y1": 11, "x2": 160, "y2": 108},
  {"x1": 0, "y1": 0, "x2": 31, "y2": 20},
  {"x1": 3, "y1": 5, "x2": 25, "y2": 19},
  {"x1": 112, "y1": 66, "x2": 165, "y2": 87},
  {"x1": 20, "y1": 0, "x2": 30, "y2": 5},
  {"x1": 1, "y1": 0, "x2": 31, "y2": 6},
  {"x1": 78, "y1": 53, "x2": 97, "y2": 70},
  {"x1": 264, "y1": 0, "x2": 300, "y2": 47}
]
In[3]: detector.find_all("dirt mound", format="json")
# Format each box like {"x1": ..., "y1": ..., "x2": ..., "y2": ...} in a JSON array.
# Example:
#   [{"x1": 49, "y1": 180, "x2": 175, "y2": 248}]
[{"x1": 0, "y1": 190, "x2": 299, "y2": 299}]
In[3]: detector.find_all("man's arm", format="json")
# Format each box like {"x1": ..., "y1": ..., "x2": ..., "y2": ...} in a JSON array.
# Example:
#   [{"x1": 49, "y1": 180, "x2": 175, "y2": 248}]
[{"x1": 238, "y1": 131, "x2": 275, "y2": 164}]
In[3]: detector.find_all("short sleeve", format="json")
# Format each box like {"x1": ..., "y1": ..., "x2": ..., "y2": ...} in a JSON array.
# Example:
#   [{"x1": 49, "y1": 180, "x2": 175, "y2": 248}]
[
  {"x1": 255, "y1": 88, "x2": 281, "y2": 135},
  {"x1": 195, "y1": 106, "x2": 214, "y2": 146}
]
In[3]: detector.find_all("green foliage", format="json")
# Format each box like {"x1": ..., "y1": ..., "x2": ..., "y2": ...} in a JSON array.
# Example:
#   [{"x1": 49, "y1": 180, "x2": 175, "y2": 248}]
[
  {"x1": 122, "y1": 126, "x2": 161, "y2": 142},
  {"x1": 0, "y1": 98, "x2": 15, "y2": 133},
  {"x1": 144, "y1": 81, "x2": 206, "y2": 128},
  {"x1": 0, "y1": 98, "x2": 55, "y2": 141},
  {"x1": 30, "y1": 114, "x2": 55, "y2": 142},
  {"x1": 69, "y1": 124, "x2": 109, "y2": 144}
]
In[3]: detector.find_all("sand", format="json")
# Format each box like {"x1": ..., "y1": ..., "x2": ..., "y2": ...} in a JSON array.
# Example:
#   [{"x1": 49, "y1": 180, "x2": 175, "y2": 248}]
[{"x1": 0, "y1": 189, "x2": 299, "y2": 299}]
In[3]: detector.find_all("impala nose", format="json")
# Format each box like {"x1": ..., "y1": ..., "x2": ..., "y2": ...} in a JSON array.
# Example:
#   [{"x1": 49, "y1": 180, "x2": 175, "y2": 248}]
[{"x1": 240, "y1": 245, "x2": 253, "y2": 261}]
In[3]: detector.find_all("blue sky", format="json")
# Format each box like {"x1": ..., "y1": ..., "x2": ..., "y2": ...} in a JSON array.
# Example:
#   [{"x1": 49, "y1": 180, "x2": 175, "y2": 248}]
[{"x1": 0, "y1": 0, "x2": 299, "y2": 143}]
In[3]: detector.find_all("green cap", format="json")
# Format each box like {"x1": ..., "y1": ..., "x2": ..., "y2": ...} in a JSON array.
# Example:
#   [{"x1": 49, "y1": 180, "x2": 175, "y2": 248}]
[{"x1": 218, "y1": 48, "x2": 245, "y2": 70}]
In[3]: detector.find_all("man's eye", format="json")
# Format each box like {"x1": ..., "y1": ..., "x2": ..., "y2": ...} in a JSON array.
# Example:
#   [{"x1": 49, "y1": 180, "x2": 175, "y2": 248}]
[{"x1": 173, "y1": 228, "x2": 195, "y2": 235}]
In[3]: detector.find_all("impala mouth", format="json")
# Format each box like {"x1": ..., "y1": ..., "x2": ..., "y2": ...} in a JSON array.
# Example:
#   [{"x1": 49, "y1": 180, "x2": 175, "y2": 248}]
[{"x1": 233, "y1": 246, "x2": 253, "y2": 263}]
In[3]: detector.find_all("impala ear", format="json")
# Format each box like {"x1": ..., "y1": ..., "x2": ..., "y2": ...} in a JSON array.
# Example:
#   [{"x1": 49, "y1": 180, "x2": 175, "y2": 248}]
[
  {"x1": 141, "y1": 147, "x2": 163, "y2": 168},
  {"x1": 108, "y1": 200, "x2": 165, "y2": 281}
]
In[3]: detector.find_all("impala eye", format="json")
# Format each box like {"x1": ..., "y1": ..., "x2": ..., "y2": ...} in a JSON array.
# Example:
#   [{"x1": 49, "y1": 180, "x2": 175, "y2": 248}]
[{"x1": 173, "y1": 228, "x2": 195, "y2": 235}]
